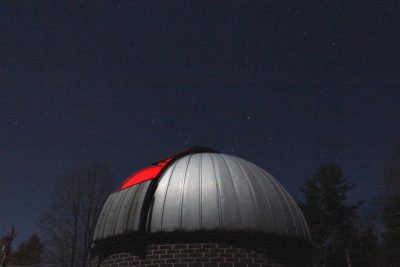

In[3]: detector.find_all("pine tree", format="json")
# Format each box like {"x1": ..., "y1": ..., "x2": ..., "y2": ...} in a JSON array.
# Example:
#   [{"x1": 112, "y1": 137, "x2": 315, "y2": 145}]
[{"x1": 300, "y1": 163, "x2": 361, "y2": 266}]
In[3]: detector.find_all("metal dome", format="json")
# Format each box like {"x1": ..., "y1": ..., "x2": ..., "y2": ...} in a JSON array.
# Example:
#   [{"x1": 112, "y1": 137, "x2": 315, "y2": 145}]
[{"x1": 93, "y1": 151, "x2": 311, "y2": 242}]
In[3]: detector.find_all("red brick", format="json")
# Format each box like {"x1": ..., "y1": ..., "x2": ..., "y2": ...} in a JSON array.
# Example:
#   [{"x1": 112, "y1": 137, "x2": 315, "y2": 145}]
[
  {"x1": 188, "y1": 244, "x2": 202, "y2": 249},
  {"x1": 167, "y1": 249, "x2": 180, "y2": 254},
  {"x1": 91, "y1": 233, "x2": 311, "y2": 266},
  {"x1": 151, "y1": 259, "x2": 166, "y2": 264},
  {"x1": 175, "y1": 253, "x2": 189, "y2": 258},
  {"x1": 160, "y1": 245, "x2": 173, "y2": 249},
  {"x1": 180, "y1": 258, "x2": 195, "y2": 263},
  {"x1": 181, "y1": 249, "x2": 194, "y2": 253},
  {"x1": 166, "y1": 258, "x2": 180, "y2": 263},
  {"x1": 174, "y1": 244, "x2": 188, "y2": 249},
  {"x1": 195, "y1": 258, "x2": 210, "y2": 263},
  {"x1": 210, "y1": 258, "x2": 223, "y2": 263},
  {"x1": 160, "y1": 254, "x2": 173, "y2": 259},
  {"x1": 218, "y1": 253, "x2": 233, "y2": 258}
]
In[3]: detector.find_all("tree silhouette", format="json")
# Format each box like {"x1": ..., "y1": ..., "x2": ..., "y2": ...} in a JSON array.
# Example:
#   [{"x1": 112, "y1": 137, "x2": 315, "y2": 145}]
[
  {"x1": 39, "y1": 161, "x2": 114, "y2": 267},
  {"x1": 10, "y1": 234, "x2": 42, "y2": 266},
  {"x1": 0, "y1": 226, "x2": 16, "y2": 267},
  {"x1": 382, "y1": 140, "x2": 400, "y2": 264},
  {"x1": 300, "y1": 163, "x2": 361, "y2": 266}
]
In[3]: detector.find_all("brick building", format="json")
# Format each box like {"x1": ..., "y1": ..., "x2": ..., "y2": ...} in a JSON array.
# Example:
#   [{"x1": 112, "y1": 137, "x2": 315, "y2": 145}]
[{"x1": 91, "y1": 147, "x2": 313, "y2": 267}]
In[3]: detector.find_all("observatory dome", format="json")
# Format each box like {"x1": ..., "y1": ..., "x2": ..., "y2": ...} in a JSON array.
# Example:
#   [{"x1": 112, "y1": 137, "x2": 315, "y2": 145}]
[{"x1": 93, "y1": 148, "x2": 311, "y2": 243}]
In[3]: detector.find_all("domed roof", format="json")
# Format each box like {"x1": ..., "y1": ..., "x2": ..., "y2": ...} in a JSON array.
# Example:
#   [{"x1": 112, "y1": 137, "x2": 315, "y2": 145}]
[{"x1": 93, "y1": 150, "x2": 311, "y2": 243}]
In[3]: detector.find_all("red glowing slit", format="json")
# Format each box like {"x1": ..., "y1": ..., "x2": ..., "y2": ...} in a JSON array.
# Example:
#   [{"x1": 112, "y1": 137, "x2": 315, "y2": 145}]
[
  {"x1": 118, "y1": 146, "x2": 217, "y2": 190},
  {"x1": 118, "y1": 158, "x2": 171, "y2": 190}
]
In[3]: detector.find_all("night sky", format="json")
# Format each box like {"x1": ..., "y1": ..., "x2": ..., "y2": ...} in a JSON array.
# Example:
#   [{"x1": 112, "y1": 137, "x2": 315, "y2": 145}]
[{"x1": 1, "y1": 2, "x2": 399, "y2": 244}]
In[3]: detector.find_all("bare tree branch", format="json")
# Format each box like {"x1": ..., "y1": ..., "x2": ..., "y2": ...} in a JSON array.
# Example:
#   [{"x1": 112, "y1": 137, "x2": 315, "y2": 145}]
[{"x1": 39, "y1": 161, "x2": 114, "y2": 267}]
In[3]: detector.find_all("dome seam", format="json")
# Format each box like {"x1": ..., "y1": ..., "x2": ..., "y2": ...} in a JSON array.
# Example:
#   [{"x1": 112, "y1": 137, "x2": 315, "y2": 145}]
[
  {"x1": 199, "y1": 153, "x2": 203, "y2": 229},
  {"x1": 160, "y1": 161, "x2": 179, "y2": 232},
  {"x1": 124, "y1": 185, "x2": 140, "y2": 233},
  {"x1": 220, "y1": 154, "x2": 242, "y2": 229},
  {"x1": 239, "y1": 158, "x2": 276, "y2": 235},
  {"x1": 209, "y1": 153, "x2": 222, "y2": 228},
  {"x1": 233, "y1": 157, "x2": 261, "y2": 231},
  {"x1": 179, "y1": 154, "x2": 193, "y2": 229},
  {"x1": 257, "y1": 167, "x2": 291, "y2": 237},
  {"x1": 113, "y1": 187, "x2": 130, "y2": 235}
]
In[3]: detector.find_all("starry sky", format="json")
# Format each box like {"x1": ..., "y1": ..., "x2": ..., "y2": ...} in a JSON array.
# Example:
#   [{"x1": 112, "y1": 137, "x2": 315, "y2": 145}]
[{"x1": 1, "y1": 1, "x2": 399, "y2": 244}]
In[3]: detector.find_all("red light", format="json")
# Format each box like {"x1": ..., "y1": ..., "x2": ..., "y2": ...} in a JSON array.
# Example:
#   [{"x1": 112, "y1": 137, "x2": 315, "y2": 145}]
[
  {"x1": 118, "y1": 147, "x2": 217, "y2": 190},
  {"x1": 118, "y1": 159, "x2": 171, "y2": 190}
]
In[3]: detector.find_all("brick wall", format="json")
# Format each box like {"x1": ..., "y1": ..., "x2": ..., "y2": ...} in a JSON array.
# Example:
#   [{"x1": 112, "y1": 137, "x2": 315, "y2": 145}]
[{"x1": 91, "y1": 232, "x2": 313, "y2": 267}]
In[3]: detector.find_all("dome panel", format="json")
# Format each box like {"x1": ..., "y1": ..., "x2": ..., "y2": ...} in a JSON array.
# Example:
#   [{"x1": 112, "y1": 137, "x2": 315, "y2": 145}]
[
  {"x1": 93, "y1": 151, "x2": 311, "y2": 243},
  {"x1": 160, "y1": 155, "x2": 190, "y2": 231},
  {"x1": 181, "y1": 154, "x2": 201, "y2": 230},
  {"x1": 149, "y1": 160, "x2": 177, "y2": 232},
  {"x1": 93, "y1": 180, "x2": 152, "y2": 240},
  {"x1": 199, "y1": 153, "x2": 220, "y2": 229},
  {"x1": 249, "y1": 161, "x2": 288, "y2": 235},
  {"x1": 149, "y1": 153, "x2": 310, "y2": 241},
  {"x1": 211, "y1": 154, "x2": 241, "y2": 229},
  {"x1": 93, "y1": 192, "x2": 116, "y2": 240},
  {"x1": 222, "y1": 154, "x2": 259, "y2": 229},
  {"x1": 114, "y1": 184, "x2": 140, "y2": 235},
  {"x1": 235, "y1": 158, "x2": 274, "y2": 232}
]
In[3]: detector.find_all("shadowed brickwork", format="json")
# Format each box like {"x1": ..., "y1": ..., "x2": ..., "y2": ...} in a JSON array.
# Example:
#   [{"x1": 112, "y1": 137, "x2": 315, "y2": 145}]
[{"x1": 91, "y1": 232, "x2": 313, "y2": 267}]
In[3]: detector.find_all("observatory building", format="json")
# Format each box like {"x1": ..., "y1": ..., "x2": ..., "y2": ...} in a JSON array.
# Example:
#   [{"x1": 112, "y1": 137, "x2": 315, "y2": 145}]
[{"x1": 91, "y1": 147, "x2": 313, "y2": 266}]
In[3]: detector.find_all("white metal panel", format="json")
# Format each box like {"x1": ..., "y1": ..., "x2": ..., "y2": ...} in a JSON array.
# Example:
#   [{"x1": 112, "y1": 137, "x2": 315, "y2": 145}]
[
  {"x1": 129, "y1": 181, "x2": 151, "y2": 231},
  {"x1": 93, "y1": 152, "x2": 312, "y2": 243},
  {"x1": 200, "y1": 153, "x2": 220, "y2": 229},
  {"x1": 149, "y1": 160, "x2": 177, "y2": 232},
  {"x1": 181, "y1": 153, "x2": 201, "y2": 230},
  {"x1": 211, "y1": 154, "x2": 241, "y2": 229},
  {"x1": 161, "y1": 155, "x2": 190, "y2": 231},
  {"x1": 93, "y1": 192, "x2": 116, "y2": 240},
  {"x1": 114, "y1": 184, "x2": 139, "y2": 235}
]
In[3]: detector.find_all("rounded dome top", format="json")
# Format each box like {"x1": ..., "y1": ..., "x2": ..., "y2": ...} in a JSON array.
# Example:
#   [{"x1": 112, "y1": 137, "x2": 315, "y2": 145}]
[{"x1": 93, "y1": 151, "x2": 311, "y2": 243}]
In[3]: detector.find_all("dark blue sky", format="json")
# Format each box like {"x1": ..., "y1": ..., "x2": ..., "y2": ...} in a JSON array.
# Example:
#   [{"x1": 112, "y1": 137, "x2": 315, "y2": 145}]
[{"x1": 1, "y1": 2, "x2": 399, "y2": 244}]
